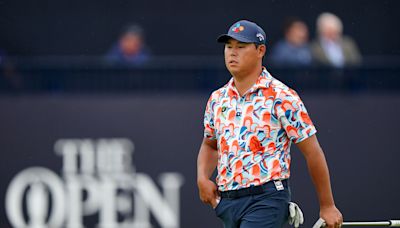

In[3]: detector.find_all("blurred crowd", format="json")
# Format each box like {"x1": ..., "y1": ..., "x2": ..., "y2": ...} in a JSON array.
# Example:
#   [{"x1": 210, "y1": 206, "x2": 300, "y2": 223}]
[
  {"x1": 268, "y1": 12, "x2": 362, "y2": 68},
  {"x1": 0, "y1": 12, "x2": 361, "y2": 69},
  {"x1": 103, "y1": 12, "x2": 362, "y2": 68}
]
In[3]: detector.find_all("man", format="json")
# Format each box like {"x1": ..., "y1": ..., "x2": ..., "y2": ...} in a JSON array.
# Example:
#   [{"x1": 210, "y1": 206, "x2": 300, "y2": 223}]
[
  {"x1": 269, "y1": 17, "x2": 312, "y2": 67},
  {"x1": 106, "y1": 24, "x2": 151, "y2": 65},
  {"x1": 197, "y1": 20, "x2": 343, "y2": 227},
  {"x1": 311, "y1": 12, "x2": 362, "y2": 68}
]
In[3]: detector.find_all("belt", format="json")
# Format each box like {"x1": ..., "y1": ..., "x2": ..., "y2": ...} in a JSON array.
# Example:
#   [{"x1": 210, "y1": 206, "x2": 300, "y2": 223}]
[{"x1": 219, "y1": 179, "x2": 288, "y2": 199}]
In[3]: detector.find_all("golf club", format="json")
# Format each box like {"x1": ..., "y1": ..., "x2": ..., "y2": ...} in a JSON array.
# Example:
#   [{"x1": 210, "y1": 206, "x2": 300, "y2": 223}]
[{"x1": 313, "y1": 218, "x2": 400, "y2": 227}]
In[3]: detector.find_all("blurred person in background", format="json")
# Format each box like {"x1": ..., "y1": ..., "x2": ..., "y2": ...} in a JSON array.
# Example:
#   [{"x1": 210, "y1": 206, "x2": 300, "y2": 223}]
[
  {"x1": 311, "y1": 12, "x2": 362, "y2": 68},
  {"x1": 269, "y1": 17, "x2": 312, "y2": 67},
  {"x1": 106, "y1": 24, "x2": 151, "y2": 65}
]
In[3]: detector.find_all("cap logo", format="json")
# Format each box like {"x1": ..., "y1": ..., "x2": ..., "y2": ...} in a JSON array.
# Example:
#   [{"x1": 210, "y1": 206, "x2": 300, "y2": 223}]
[
  {"x1": 232, "y1": 23, "x2": 245, "y2": 33},
  {"x1": 256, "y1": 33, "x2": 265, "y2": 42}
]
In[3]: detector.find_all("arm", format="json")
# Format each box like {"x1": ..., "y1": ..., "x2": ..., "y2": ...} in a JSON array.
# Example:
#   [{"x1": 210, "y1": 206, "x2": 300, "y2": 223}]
[
  {"x1": 197, "y1": 137, "x2": 219, "y2": 208},
  {"x1": 296, "y1": 134, "x2": 343, "y2": 228}
]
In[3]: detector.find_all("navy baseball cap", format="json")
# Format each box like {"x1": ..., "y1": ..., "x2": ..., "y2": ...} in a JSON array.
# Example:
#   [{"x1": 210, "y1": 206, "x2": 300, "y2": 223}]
[{"x1": 217, "y1": 20, "x2": 266, "y2": 45}]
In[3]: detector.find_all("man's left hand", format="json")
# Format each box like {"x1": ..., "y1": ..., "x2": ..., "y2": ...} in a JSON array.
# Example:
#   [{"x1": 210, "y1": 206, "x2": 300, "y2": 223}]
[{"x1": 320, "y1": 205, "x2": 343, "y2": 228}]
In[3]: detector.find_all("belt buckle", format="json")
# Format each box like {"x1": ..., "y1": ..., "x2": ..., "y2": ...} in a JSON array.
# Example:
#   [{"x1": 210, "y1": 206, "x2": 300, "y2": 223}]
[{"x1": 274, "y1": 180, "x2": 284, "y2": 191}]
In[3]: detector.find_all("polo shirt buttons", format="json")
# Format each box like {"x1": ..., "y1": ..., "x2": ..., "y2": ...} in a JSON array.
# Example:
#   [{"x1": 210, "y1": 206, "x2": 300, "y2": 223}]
[{"x1": 236, "y1": 96, "x2": 245, "y2": 117}]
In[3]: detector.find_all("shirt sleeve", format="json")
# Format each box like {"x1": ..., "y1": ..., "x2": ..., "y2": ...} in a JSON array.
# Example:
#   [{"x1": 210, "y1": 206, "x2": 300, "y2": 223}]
[
  {"x1": 203, "y1": 94, "x2": 216, "y2": 140},
  {"x1": 274, "y1": 89, "x2": 317, "y2": 143}
]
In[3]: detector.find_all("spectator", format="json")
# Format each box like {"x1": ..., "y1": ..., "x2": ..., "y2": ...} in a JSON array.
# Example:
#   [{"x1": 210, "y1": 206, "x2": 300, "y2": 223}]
[
  {"x1": 311, "y1": 12, "x2": 362, "y2": 68},
  {"x1": 269, "y1": 17, "x2": 312, "y2": 67},
  {"x1": 106, "y1": 24, "x2": 151, "y2": 65}
]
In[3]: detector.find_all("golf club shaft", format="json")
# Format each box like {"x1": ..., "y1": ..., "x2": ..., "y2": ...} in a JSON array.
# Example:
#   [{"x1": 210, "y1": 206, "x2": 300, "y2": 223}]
[{"x1": 343, "y1": 221, "x2": 390, "y2": 226}]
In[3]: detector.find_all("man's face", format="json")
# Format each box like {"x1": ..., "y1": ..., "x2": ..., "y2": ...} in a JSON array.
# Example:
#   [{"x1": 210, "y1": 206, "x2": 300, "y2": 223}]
[
  {"x1": 120, "y1": 33, "x2": 142, "y2": 56},
  {"x1": 286, "y1": 22, "x2": 309, "y2": 46},
  {"x1": 224, "y1": 39, "x2": 265, "y2": 75},
  {"x1": 321, "y1": 22, "x2": 341, "y2": 41}
]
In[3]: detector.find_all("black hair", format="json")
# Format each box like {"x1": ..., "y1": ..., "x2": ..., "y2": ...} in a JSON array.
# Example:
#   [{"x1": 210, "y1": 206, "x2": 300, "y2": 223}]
[{"x1": 282, "y1": 17, "x2": 304, "y2": 34}]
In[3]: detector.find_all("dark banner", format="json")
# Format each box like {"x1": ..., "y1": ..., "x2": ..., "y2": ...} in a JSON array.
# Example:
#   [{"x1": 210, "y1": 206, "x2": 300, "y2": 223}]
[{"x1": 1, "y1": 93, "x2": 399, "y2": 227}]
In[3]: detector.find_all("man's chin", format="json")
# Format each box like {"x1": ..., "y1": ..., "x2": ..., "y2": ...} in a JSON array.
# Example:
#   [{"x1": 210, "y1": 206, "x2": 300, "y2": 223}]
[{"x1": 226, "y1": 65, "x2": 241, "y2": 74}]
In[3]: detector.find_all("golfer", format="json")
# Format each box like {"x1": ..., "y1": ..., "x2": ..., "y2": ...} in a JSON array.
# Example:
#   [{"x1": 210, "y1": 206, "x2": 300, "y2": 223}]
[{"x1": 197, "y1": 19, "x2": 343, "y2": 228}]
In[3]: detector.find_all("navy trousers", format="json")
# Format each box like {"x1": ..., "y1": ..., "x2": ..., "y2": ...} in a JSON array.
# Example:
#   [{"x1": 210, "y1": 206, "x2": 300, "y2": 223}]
[{"x1": 214, "y1": 180, "x2": 290, "y2": 228}]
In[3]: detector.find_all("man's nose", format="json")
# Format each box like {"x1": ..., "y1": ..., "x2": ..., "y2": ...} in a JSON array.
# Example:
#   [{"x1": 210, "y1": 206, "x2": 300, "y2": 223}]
[{"x1": 230, "y1": 48, "x2": 238, "y2": 56}]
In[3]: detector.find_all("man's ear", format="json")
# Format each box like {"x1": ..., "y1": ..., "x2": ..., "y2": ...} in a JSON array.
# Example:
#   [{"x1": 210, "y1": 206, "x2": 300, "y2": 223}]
[{"x1": 258, "y1": 44, "x2": 266, "y2": 58}]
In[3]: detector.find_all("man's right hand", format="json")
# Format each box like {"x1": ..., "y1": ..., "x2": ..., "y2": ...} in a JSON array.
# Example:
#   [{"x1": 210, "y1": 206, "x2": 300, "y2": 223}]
[{"x1": 197, "y1": 177, "x2": 220, "y2": 208}]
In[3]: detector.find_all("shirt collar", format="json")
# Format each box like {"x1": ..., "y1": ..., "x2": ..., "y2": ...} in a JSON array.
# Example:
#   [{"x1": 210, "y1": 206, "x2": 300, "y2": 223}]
[{"x1": 226, "y1": 67, "x2": 272, "y2": 96}]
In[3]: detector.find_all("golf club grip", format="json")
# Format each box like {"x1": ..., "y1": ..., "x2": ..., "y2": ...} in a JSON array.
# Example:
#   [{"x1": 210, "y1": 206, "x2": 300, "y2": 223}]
[{"x1": 390, "y1": 220, "x2": 400, "y2": 227}]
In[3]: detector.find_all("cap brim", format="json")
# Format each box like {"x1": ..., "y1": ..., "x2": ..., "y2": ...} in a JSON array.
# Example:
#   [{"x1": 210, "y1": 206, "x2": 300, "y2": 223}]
[{"x1": 217, "y1": 34, "x2": 255, "y2": 43}]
